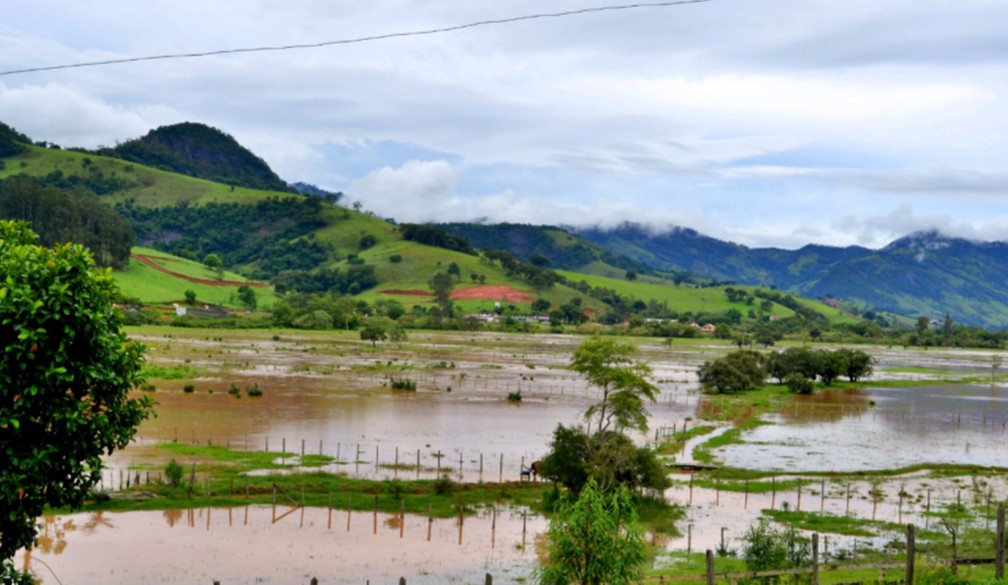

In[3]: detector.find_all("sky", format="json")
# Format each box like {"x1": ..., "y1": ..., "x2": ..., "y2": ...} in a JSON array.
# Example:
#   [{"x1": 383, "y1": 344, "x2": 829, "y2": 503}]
[{"x1": 2, "y1": 0, "x2": 1008, "y2": 249}]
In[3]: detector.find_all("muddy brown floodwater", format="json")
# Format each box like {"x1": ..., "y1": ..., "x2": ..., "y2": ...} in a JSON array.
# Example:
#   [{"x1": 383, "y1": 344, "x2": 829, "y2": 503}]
[{"x1": 20, "y1": 330, "x2": 1008, "y2": 583}]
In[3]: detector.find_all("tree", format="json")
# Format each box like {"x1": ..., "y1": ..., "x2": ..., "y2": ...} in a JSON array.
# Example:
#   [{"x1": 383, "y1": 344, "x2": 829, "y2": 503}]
[
  {"x1": 446, "y1": 261, "x2": 461, "y2": 282},
  {"x1": 429, "y1": 271, "x2": 455, "y2": 320},
  {"x1": 836, "y1": 348, "x2": 874, "y2": 382},
  {"x1": 570, "y1": 338, "x2": 657, "y2": 434},
  {"x1": 237, "y1": 284, "x2": 257, "y2": 310},
  {"x1": 942, "y1": 313, "x2": 955, "y2": 347},
  {"x1": 532, "y1": 298, "x2": 552, "y2": 313},
  {"x1": 916, "y1": 316, "x2": 931, "y2": 347},
  {"x1": 625, "y1": 270, "x2": 637, "y2": 282},
  {"x1": 184, "y1": 289, "x2": 197, "y2": 305},
  {"x1": 697, "y1": 350, "x2": 764, "y2": 394},
  {"x1": 815, "y1": 349, "x2": 847, "y2": 386},
  {"x1": 203, "y1": 252, "x2": 224, "y2": 280},
  {"x1": 538, "y1": 479, "x2": 647, "y2": 585},
  {"x1": 0, "y1": 221, "x2": 153, "y2": 580},
  {"x1": 359, "y1": 321, "x2": 387, "y2": 347}
]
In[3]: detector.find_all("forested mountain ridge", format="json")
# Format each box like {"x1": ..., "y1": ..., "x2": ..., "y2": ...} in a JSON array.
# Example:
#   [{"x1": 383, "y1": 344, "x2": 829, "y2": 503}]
[
  {"x1": 575, "y1": 223, "x2": 1008, "y2": 328},
  {"x1": 99, "y1": 122, "x2": 293, "y2": 192},
  {"x1": 435, "y1": 222, "x2": 687, "y2": 282}
]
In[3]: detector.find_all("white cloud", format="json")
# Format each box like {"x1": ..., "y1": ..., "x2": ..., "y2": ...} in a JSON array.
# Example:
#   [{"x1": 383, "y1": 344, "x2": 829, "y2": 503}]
[
  {"x1": 3, "y1": 1, "x2": 1008, "y2": 248},
  {"x1": 0, "y1": 81, "x2": 178, "y2": 147}
]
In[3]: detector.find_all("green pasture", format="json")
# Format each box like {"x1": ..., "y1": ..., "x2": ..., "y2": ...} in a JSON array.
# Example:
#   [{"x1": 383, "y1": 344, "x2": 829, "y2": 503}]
[
  {"x1": 115, "y1": 247, "x2": 278, "y2": 309},
  {"x1": 1, "y1": 145, "x2": 287, "y2": 207}
]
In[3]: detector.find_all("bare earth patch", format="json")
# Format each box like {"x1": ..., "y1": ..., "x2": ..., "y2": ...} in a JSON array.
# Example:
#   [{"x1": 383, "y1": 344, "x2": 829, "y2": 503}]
[
  {"x1": 381, "y1": 285, "x2": 534, "y2": 302},
  {"x1": 451, "y1": 285, "x2": 534, "y2": 302}
]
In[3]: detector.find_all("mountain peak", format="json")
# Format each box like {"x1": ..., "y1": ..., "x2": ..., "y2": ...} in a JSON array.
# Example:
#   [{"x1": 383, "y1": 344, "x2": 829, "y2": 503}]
[
  {"x1": 101, "y1": 122, "x2": 292, "y2": 192},
  {"x1": 884, "y1": 230, "x2": 962, "y2": 251}
]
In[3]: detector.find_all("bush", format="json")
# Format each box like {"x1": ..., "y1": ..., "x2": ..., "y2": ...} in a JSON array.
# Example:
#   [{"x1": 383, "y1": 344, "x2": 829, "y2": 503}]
[
  {"x1": 785, "y1": 372, "x2": 814, "y2": 395},
  {"x1": 246, "y1": 384, "x2": 263, "y2": 397},
  {"x1": 432, "y1": 474, "x2": 455, "y2": 496},
  {"x1": 741, "y1": 518, "x2": 811, "y2": 584},
  {"x1": 390, "y1": 378, "x2": 416, "y2": 391},
  {"x1": 507, "y1": 391, "x2": 522, "y2": 402},
  {"x1": 164, "y1": 459, "x2": 185, "y2": 489},
  {"x1": 183, "y1": 384, "x2": 195, "y2": 393},
  {"x1": 228, "y1": 383, "x2": 241, "y2": 396},
  {"x1": 389, "y1": 254, "x2": 402, "y2": 263}
]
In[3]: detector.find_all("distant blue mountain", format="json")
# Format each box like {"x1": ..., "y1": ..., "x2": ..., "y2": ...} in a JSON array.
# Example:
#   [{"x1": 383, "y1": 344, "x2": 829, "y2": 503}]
[{"x1": 576, "y1": 223, "x2": 1008, "y2": 328}]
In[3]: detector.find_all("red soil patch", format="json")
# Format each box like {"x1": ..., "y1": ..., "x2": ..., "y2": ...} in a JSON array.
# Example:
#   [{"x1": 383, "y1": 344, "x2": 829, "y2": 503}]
[
  {"x1": 451, "y1": 285, "x2": 534, "y2": 302},
  {"x1": 381, "y1": 289, "x2": 430, "y2": 296},
  {"x1": 131, "y1": 253, "x2": 269, "y2": 288},
  {"x1": 381, "y1": 285, "x2": 534, "y2": 302}
]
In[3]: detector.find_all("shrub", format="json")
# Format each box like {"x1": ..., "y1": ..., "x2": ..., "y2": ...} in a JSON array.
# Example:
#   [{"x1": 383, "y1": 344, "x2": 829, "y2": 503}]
[
  {"x1": 432, "y1": 474, "x2": 455, "y2": 496},
  {"x1": 227, "y1": 383, "x2": 241, "y2": 396},
  {"x1": 390, "y1": 378, "x2": 416, "y2": 391},
  {"x1": 785, "y1": 373, "x2": 814, "y2": 395},
  {"x1": 182, "y1": 384, "x2": 195, "y2": 393},
  {"x1": 164, "y1": 459, "x2": 185, "y2": 489},
  {"x1": 507, "y1": 391, "x2": 522, "y2": 402},
  {"x1": 389, "y1": 254, "x2": 402, "y2": 263},
  {"x1": 246, "y1": 384, "x2": 263, "y2": 397}
]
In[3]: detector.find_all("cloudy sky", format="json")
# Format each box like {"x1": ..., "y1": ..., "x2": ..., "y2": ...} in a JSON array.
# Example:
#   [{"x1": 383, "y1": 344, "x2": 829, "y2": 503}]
[{"x1": 2, "y1": 0, "x2": 1007, "y2": 249}]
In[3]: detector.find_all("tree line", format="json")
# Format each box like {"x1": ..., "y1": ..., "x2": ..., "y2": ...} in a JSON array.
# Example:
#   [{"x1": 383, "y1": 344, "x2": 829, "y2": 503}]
[
  {"x1": 697, "y1": 347, "x2": 874, "y2": 394},
  {"x1": 0, "y1": 175, "x2": 135, "y2": 269}
]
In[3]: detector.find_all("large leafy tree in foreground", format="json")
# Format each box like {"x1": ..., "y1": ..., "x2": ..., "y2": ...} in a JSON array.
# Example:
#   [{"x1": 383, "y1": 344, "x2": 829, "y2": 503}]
[
  {"x1": 0, "y1": 221, "x2": 152, "y2": 581},
  {"x1": 538, "y1": 479, "x2": 647, "y2": 585}
]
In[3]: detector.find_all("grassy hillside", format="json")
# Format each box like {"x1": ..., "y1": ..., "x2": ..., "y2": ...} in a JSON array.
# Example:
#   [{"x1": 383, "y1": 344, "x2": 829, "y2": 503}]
[
  {"x1": 0, "y1": 145, "x2": 287, "y2": 207},
  {"x1": 557, "y1": 270, "x2": 857, "y2": 325},
  {"x1": 117, "y1": 247, "x2": 278, "y2": 309},
  {"x1": 0, "y1": 131, "x2": 858, "y2": 329}
]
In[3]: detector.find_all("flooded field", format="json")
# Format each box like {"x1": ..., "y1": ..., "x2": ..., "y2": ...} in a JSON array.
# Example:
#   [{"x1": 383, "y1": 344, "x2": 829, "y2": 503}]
[
  {"x1": 716, "y1": 383, "x2": 1008, "y2": 471},
  {"x1": 18, "y1": 505, "x2": 546, "y2": 585},
  {"x1": 23, "y1": 328, "x2": 1008, "y2": 583}
]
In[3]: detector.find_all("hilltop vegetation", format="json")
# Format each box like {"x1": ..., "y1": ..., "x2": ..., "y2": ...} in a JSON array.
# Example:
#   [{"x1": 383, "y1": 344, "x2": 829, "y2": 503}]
[{"x1": 99, "y1": 122, "x2": 292, "y2": 192}]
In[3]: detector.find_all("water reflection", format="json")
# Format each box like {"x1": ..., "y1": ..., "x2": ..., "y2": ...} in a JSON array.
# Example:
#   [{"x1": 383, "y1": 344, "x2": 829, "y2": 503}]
[
  {"x1": 717, "y1": 384, "x2": 1008, "y2": 471},
  {"x1": 19, "y1": 506, "x2": 546, "y2": 585}
]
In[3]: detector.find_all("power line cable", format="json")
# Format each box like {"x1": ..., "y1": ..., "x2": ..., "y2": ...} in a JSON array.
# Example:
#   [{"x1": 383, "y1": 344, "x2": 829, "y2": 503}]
[{"x1": 0, "y1": 0, "x2": 714, "y2": 77}]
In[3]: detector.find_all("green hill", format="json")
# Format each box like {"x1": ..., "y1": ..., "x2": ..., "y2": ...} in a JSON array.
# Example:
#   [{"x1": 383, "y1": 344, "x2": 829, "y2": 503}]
[
  {"x1": 99, "y1": 122, "x2": 292, "y2": 192},
  {"x1": 0, "y1": 121, "x2": 856, "y2": 331}
]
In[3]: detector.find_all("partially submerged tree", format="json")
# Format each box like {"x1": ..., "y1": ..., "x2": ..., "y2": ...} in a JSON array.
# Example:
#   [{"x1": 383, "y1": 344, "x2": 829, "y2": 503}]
[
  {"x1": 0, "y1": 221, "x2": 153, "y2": 581},
  {"x1": 538, "y1": 425, "x2": 669, "y2": 495},
  {"x1": 570, "y1": 337, "x2": 657, "y2": 434}
]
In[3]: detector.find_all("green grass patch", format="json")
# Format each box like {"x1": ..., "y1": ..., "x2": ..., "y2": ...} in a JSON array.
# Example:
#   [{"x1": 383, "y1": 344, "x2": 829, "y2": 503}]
[{"x1": 140, "y1": 363, "x2": 201, "y2": 380}]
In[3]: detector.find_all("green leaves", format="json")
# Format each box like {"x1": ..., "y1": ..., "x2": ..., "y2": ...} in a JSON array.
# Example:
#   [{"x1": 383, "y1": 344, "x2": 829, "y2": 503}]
[
  {"x1": 0, "y1": 221, "x2": 152, "y2": 565},
  {"x1": 538, "y1": 480, "x2": 647, "y2": 585},
  {"x1": 570, "y1": 337, "x2": 657, "y2": 433}
]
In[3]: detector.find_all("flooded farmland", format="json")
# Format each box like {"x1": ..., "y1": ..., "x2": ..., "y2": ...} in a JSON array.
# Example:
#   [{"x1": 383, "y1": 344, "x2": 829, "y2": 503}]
[{"x1": 19, "y1": 328, "x2": 1008, "y2": 584}]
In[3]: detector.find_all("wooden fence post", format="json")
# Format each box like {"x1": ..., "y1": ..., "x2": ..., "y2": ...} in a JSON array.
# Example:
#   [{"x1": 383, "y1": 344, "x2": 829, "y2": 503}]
[
  {"x1": 812, "y1": 533, "x2": 819, "y2": 585},
  {"x1": 997, "y1": 504, "x2": 1005, "y2": 579},
  {"x1": 706, "y1": 549, "x2": 715, "y2": 585},
  {"x1": 485, "y1": 573, "x2": 493, "y2": 585},
  {"x1": 907, "y1": 524, "x2": 916, "y2": 585}
]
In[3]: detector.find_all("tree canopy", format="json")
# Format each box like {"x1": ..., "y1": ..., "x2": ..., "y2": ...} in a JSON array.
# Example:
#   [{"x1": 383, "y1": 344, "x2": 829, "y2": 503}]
[
  {"x1": 570, "y1": 337, "x2": 657, "y2": 433},
  {"x1": 538, "y1": 479, "x2": 647, "y2": 585},
  {"x1": 0, "y1": 221, "x2": 152, "y2": 580}
]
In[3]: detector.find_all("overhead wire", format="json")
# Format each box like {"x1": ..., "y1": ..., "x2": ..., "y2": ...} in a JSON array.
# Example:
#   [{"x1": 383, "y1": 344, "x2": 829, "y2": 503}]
[{"x1": 0, "y1": 0, "x2": 714, "y2": 77}]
